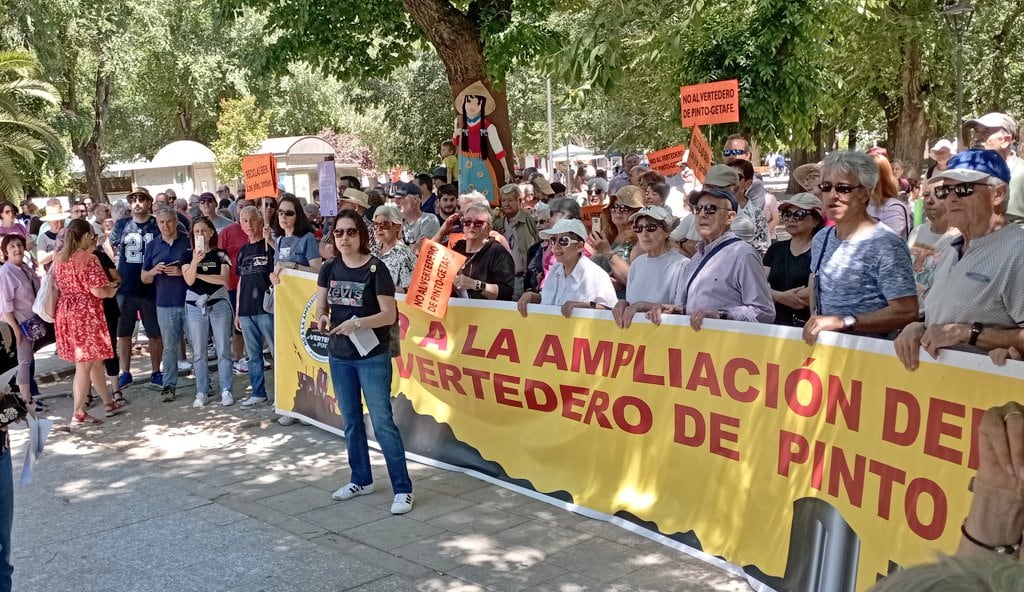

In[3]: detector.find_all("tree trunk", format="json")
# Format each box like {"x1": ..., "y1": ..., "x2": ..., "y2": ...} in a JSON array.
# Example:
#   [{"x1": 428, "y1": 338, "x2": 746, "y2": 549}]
[
  {"x1": 70, "y1": 63, "x2": 113, "y2": 203},
  {"x1": 785, "y1": 120, "x2": 824, "y2": 194},
  {"x1": 889, "y1": 42, "x2": 927, "y2": 181},
  {"x1": 401, "y1": 0, "x2": 515, "y2": 184}
]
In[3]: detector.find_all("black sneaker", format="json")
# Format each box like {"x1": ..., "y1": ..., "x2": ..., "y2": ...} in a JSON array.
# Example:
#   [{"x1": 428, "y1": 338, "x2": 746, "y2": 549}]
[{"x1": 161, "y1": 386, "x2": 176, "y2": 402}]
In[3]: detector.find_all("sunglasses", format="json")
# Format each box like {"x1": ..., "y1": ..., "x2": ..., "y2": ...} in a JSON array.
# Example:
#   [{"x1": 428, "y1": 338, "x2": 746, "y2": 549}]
[
  {"x1": 588, "y1": 189, "x2": 604, "y2": 195},
  {"x1": 278, "y1": 210, "x2": 296, "y2": 217},
  {"x1": 933, "y1": 182, "x2": 987, "y2": 200},
  {"x1": 633, "y1": 223, "x2": 663, "y2": 234},
  {"x1": 332, "y1": 228, "x2": 359, "y2": 237},
  {"x1": 461, "y1": 219, "x2": 487, "y2": 229},
  {"x1": 262, "y1": 202, "x2": 277, "y2": 209},
  {"x1": 373, "y1": 221, "x2": 394, "y2": 230},
  {"x1": 128, "y1": 196, "x2": 150, "y2": 203},
  {"x1": 818, "y1": 182, "x2": 862, "y2": 194},
  {"x1": 723, "y1": 148, "x2": 747, "y2": 157},
  {"x1": 199, "y1": 198, "x2": 216, "y2": 204},
  {"x1": 693, "y1": 203, "x2": 729, "y2": 215},
  {"x1": 780, "y1": 209, "x2": 813, "y2": 222},
  {"x1": 548, "y1": 236, "x2": 582, "y2": 247}
]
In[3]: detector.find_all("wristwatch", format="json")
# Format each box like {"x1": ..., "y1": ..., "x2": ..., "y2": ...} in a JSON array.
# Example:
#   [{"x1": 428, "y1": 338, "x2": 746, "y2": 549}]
[
  {"x1": 842, "y1": 315, "x2": 857, "y2": 330},
  {"x1": 475, "y1": 280, "x2": 484, "y2": 292},
  {"x1": 969, "y1": 322, "x2": 983, "y2": 346},
  {"x1": 717, "y1": 309, "x2": 728, "y2": 320}
]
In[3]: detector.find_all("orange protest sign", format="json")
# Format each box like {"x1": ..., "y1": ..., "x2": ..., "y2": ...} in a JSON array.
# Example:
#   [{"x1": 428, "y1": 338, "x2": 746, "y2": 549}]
[
  {"x1": 241, "y1": 154, "x2": 279, "y2": 200},
  {"x1": 680, "y1": 79, "x2": 740, "y2": 128},
  {"x1": 646, "y1": 145, "x2": 686, "y2": 177},
  {"x1": 407, "y1": 239, "x2": 467, "y2": 319},
  {"x1": 581, "y1": 204, "x2": 603, "y2": 231},
  {"x1": 686, "y1": 126, "x2": 713, "y2": 184}
]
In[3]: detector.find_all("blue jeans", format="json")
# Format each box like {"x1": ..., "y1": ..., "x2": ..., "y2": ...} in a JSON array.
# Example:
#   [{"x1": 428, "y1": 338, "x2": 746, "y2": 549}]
[
  {"x1": 156, "y1": 306, "x2": 185, "y2": 389},
  {"x1": 186, "y1": 299, "x2": 234, "y2": 396},
  {"x1": 329, "y1": 353, "x2": 411, "y2": 494},
  {"x1": 0, "y1": 444, "x2": 13, "y2": 592},
  {"x1": 240, "y1": 314, "x2": 274, "y2": 399}
]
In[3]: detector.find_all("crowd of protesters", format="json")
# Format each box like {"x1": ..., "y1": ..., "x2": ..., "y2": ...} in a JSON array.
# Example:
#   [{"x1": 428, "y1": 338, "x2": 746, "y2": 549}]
[{"x1": 3, "y1": 112, "x2": 1024, "y2": 590}]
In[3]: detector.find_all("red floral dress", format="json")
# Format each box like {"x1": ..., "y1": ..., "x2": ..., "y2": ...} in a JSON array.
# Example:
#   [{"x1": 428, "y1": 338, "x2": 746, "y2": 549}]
[{"x1": 54, "y1": 250, "x2": 113, "y2": 362}]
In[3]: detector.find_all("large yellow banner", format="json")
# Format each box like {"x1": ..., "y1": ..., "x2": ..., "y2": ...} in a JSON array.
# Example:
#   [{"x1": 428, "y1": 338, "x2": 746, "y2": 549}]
[{"x1": 274, "y1": 270, "x2": 1024, "y2": 592}]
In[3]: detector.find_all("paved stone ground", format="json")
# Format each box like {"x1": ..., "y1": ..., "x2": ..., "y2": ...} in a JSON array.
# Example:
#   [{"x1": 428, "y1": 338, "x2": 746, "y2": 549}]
[{"x1": 8, "y1": 351, "x2": 754, "y2": 592}]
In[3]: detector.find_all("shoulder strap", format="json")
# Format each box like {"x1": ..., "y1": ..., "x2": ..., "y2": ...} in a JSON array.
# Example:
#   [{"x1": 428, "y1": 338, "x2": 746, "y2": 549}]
[
  {"x1": 813, "y1": 228, "x2": 835, "y2": 274},
  {"x1": 683, "y1": 238, "x2": 741, "y2": 305}
]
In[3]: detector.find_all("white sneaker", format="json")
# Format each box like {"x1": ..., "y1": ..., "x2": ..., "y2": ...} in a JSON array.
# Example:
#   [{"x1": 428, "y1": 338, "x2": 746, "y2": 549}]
[
  {"x1": 221, "y1": 390, "x2": 234, "y2": 407},
  {"x1": 207, "y1": 344, "x2": 217, "y2": 361},
  {"x1": 192, "y1": 393, "x2": 208, "y2": 408},
  {"x1": 331, "y1": 482, "x2": 375, "y2": 501},
  {"x1": 264, "y1": 357, "x2": 272, "y2": 369},
  {"x1": 277, "y1": 416, "x2": 297, "y2": 426},
  {"x1": 390, "y1": 493, "x2": 414, "y2": 514},
  {"x1": 178, "y1": 360, "x2": 193, "y2": 371},
  {"x1": 240, "y1": 396, "x2": 267, "y2": 407},
  {"x1": 232, "y1": 358, "x2": 249, "y2": 375}
]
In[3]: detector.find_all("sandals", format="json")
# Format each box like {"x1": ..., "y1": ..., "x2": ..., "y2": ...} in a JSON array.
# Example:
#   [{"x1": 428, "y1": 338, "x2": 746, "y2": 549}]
[
  {"x1": 71, "y1": 412, "x2": 103, "y2": 425},
  {"x1": 112, "y1": 391, "x2": 128, "y2": 407},
  {"x1": 32, "y1": 397, "x2": 48, "y2": 414},
  {"x1": 104, "y1": 402, "x2": 123, "y2": 418}
]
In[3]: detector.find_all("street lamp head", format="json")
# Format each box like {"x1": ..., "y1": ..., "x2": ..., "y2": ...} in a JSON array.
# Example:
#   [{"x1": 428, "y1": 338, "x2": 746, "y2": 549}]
[{"x1": 942, "y1": 1, "x2": 975, "y2": 38}]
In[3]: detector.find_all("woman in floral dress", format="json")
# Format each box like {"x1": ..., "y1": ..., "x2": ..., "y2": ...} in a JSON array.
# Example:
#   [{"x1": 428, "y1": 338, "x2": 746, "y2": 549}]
[{"x1": 53, "y1": 219, "x2": 121, "y2": 424}]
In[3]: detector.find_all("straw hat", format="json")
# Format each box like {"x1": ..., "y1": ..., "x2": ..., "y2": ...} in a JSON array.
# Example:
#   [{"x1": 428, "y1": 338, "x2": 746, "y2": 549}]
[
  {"x1": 39, "y1": 204, "x2": 67, "y2": 222},
  {"x1": 611, "y1": 185, "x2": 644, "y2": 209},
  {"x1": 455, "y1": 81, "x2": 496, "y2": 116},
  {"x1": 792, "y1": 163, "x2": 821, "y2": 192},
  {"x1": 340, "y1": 188, "x2": 369, "y2": 210}
]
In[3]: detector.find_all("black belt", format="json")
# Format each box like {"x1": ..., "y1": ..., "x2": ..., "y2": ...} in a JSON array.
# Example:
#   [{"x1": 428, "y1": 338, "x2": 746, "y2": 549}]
[{"x1": 187, "y1": 297, "x2": 226, "y2": 307}]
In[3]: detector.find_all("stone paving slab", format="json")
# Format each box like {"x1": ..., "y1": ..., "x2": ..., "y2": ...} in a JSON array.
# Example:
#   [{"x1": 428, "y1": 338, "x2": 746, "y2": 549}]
[{"x1": 6, "y1": 357, "x2": 755, "y2": 592}]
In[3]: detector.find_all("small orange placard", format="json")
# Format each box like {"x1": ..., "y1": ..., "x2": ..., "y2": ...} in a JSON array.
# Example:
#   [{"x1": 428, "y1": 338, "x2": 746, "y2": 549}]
[
  {"x1": 581, "y1": 204, "x2": 603, "y2": 231},
  {"x1": 686, "y1": 126, "x2": 713, "y2": 184},
  {"x1": 241, "y1": 154, "x2": 279, "y2": 200},
  {"x1": 646, "y1": 145, "x2": 687, "y2": 177},
  {"x1": 407, "y1": 239, "x2": 467, "y2": 319},
  {"x1": 680, "y1": 79, "x2": 740, "y2": 128}
]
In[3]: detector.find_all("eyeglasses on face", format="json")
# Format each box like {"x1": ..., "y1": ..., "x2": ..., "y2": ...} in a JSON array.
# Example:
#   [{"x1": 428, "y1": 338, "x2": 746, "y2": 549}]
[
  {"x1": 818, "y1": 182, "x2": 862, "y2": 194},
  {"x1": 693, "y1": 203, "x2": 728, "y2": 215},
  {"x1": 278, "y1": 209, "x2": 296, "y2": 217},
  {"x1": 933, "y1": 182, "x2": 988, "y2": 200},
  {"x1": 548, "y1": 236, "x2": 581, "y2": 247},
  {"x1": 780, "y1": 209, "x2": 812, "y2": 222},
  {"x1": 373, "y1": 221, "x2": 394, "y2": 231},
  {"x1": 633, "y1": 223, "x2": 663, "y2": 234},
  {"x1": 723, "y1": 148, "x2": 746, "y2": 157},
  {"x1": 262, "y1": 201, "x2": 277, "y2": 209},
  {"x1": 199, "y1": 198, "x2": 215, "y2": 204},
  {"x1": 587, "y1": 189, "x2": 604, "y2": 195},
  {"x1": 332, "y1": 228, "x2": 359, "y2": 237},
  {"x1": 128, "y1": 196, "x2": 149, "y2": 203},
  {"x1": 461, "y1": 219, "x2": 487, "y2": 229},
  {"x1": 609, "y1": 204, "x2": 634, "y2": 212}
]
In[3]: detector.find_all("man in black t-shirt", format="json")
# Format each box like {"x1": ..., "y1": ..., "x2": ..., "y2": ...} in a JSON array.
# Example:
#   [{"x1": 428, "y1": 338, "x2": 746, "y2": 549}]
[{"x1": 234, "y1": 206, "x2": 275, "y2": 406}]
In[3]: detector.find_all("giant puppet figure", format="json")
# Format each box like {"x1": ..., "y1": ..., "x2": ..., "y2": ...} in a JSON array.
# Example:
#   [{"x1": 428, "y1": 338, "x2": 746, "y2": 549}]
[{"x1": 454, "y1": 81, "x2": 510, "y2": 204}]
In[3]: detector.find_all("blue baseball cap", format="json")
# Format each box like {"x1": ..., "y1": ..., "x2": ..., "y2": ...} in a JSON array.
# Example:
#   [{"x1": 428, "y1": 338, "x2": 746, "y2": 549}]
[
  {"x1": 688, "y1": 187, "x2": 739, "y2": 211},
  {"x1": 393, "y1": 182, "x2": 421, "y2": 197},
  {"x1": 933, "y1": 149, "x2": 1011, "y2": 185}
]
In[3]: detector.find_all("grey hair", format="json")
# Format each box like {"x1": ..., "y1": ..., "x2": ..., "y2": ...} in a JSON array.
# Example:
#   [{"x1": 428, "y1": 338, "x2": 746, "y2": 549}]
[
  {"x1": 458, "y1": 192, "x2": 487, "y2": 209},
  {"x1": 868, "y1": 555, "x2": 1024, "y2": 592},
  {"x1": 462, "y1": 203, "x2": 493, "y2": 223},
  {"x1": 822, "y1": 151, "x2": 879, "y2": 194},
  {"x1": 373, "y1": 205, "x2": 403, "y2": 224},
  {"x1": 154, "y1": 208, "x2": 177, "y2": 221},
  {"x1": 239, "y1": 205, "x2": 262, "y2": 222},
  {"x1": 111, "y1": 200, "x2": 128, "y2": 220},
  {"x1": 547, "y1": 197, "x2": 582, "y2": 220}
]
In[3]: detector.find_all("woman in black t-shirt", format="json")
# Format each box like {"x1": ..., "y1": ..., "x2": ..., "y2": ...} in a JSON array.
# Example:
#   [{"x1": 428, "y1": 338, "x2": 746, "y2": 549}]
[
  {"x1": 763, "y1": 193, "x2": 826, "y2": 327},
  {"x1": 94, "y1": 246, "x2": 126, "y2": 408},
  {"x1": 316, "y1": 211, "x2": 413, "y2": 515},
  {"x1": 183, "y1": 218, "x2": 235, "y2": 408}
]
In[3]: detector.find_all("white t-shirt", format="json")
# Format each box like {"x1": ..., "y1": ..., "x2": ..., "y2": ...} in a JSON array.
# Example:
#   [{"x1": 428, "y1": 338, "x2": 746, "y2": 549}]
[
  {"x1": 625, "y1": 250, "x2": 689, "y2": 304},
  {"x1": 541, "y1": 255, "x2": 617, "y2": 308}
]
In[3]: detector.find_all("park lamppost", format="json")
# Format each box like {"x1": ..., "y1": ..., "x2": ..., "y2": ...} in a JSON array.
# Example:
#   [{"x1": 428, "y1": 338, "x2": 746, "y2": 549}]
[{"x1": 942, "y1": 1, "x2": 974, "y2": 150}]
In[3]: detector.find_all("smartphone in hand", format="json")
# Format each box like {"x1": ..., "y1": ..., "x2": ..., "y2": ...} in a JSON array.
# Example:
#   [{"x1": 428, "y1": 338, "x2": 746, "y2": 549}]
[{"x1": 591, "y1": 216, "x2": 602, "y2": 234}]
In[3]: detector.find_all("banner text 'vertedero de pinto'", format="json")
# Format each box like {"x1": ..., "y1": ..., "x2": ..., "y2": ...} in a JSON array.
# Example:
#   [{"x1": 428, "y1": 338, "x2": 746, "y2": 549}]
[{"x1": 274, "y1": 271, "x2": 1024, "y2": 592}]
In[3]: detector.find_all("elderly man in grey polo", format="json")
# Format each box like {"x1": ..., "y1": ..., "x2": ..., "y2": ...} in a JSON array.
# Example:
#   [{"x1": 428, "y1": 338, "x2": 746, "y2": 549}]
[
  {"x1": 894, "y1": 149, "x2": 1024, "y2": 370},
  {"x1": 645, "y1": 187, "x2": 775, "y2": 330},
  {"x1": 965, "y1": 112, "x2": 1024, "y2": 225}
]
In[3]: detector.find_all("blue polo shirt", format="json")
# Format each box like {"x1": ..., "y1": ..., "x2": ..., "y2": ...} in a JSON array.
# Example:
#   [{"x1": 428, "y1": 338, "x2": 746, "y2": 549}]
[{"x1": 143, "y1": 233, "x2": 192, "y2": 307}]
